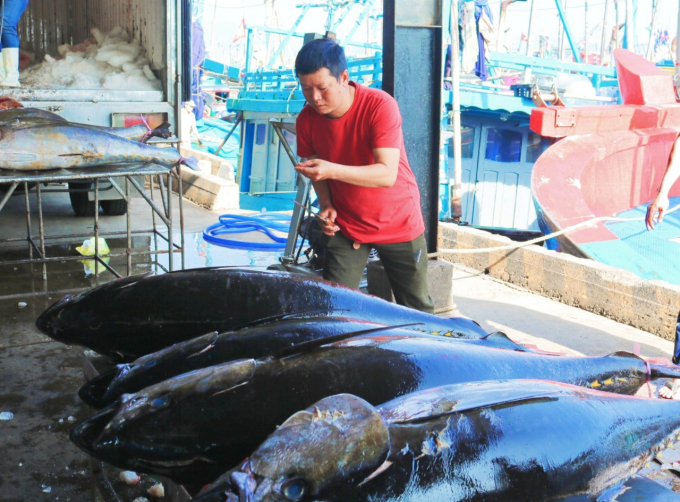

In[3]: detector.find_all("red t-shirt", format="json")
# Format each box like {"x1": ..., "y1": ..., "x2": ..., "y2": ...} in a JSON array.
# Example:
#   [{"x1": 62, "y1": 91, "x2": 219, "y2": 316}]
[{"x1": 296, "y1": 82, "x2": 424, "y2": 244}]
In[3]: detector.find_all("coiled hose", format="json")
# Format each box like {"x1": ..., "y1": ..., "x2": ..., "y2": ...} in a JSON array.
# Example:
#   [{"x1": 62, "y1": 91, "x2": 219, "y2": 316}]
[{"x1": 203, "y1": 213, "x2": 302, "y2": 251}]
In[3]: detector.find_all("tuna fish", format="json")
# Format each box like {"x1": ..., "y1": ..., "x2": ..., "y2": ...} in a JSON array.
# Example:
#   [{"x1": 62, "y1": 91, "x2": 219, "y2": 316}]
[
  {"x1": 193, "y1": 381, "x2": 680, "y2": 502},
  {"x1": 36, "y1": 268, "x2": 489, "y2": 359},
  {"x1": 0, "y1": 117, "x2": 182, "y2": 170},
  {"x1": 0, "y1": 108, "x2": 171, "y2": 142},
  {"x1": 69, "y1": 330, "x2": 680, "y2": 485},
  {"x1": 78, "y1": 317, "x2": 538, "y2": 409}
]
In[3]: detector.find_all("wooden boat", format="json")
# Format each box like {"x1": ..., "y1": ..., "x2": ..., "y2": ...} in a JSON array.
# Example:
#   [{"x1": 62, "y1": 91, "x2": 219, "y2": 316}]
[{"x1": 531, "y1": 49, "x2": 680, "y2": 284}]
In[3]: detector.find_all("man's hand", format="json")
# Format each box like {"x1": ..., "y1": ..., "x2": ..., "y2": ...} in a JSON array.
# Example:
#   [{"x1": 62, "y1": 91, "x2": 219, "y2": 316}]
[
  {"x1": 318, "y1": 206, "x2": 340, "y2": 236},
  {"x1": 295, "y1": 158, "x2": 335, "y2": 182},
  {"x1": 646, "y1": 193, "x2": 669, "y2": 230}
]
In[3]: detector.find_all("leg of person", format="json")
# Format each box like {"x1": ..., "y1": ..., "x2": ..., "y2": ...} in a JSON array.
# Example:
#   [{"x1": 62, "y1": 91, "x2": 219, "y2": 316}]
[
  {"x1": 659, "y1": 310, "x2": 680, "y2": 399},
  {"x1": 321, "y1": 231, "x2": 371, "y2": 290},
  {"x1": 0, "y1": 0, "x2": 30, "y2": 88},
  {"x1": 374, "y1": 234, "x2": 434, "y2": 314}
]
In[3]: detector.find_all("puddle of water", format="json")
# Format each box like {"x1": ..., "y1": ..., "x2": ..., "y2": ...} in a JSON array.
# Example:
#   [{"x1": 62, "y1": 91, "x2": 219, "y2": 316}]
[{"x1": 0, "y1": 231, "x2": 288, "y2": 298}]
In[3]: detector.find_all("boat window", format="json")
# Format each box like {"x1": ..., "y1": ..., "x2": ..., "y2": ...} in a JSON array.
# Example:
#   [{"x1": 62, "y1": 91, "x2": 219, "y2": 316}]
[
  {"x1": 485, "y1": 128, "x2": 522, "y2": 162},
  {"x1": 526, "y1": 132, "x2": 557, "y2": 163},
  {"x1": 447, "y1": 126, "x2": 475, "y2": 159}
]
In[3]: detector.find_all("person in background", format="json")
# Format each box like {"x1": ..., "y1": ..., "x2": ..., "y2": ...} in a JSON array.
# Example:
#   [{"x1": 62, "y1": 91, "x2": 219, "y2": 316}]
[
  {"x1": 646, "y1": 137, "x2": 680, "y2": 399},
  {"x1": 293, "y1": 38, "x2": 433, "y2": 314},
  {"x1": 0, "y1": 0, "x2": 30, "y2": 88}
]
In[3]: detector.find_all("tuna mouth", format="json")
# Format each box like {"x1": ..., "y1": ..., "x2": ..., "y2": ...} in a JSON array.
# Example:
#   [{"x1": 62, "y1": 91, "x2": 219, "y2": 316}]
[
  {"x1": 78, "y1": 367, "x2": 120, "y2": 409},
  {"x1": 35, "y1": 294, "x2": 73, "y2": 336},
  {"x1": 194, "y1": 463, "x2": 258, "y2": 502},
  {"x1": 69, "y1": 403, "x2": 117, "y2": 454}
]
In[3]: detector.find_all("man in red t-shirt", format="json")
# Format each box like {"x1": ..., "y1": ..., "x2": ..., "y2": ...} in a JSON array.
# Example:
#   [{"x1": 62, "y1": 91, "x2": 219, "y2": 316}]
[{"x1": 294, "y1": 38, "x2": 433, "y2": 313}]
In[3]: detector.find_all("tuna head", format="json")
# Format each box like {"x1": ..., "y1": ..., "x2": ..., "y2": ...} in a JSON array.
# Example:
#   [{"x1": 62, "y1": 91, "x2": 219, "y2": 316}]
[
  {"x1": 35, "y1": 273, "x2": 151, "y2": 355},
  {"x1": 195, "y1": 394, "x2": 390, "y2": 502},
  {"x1": 72, "y1": 359, "x2": 256, "y2": 474}
]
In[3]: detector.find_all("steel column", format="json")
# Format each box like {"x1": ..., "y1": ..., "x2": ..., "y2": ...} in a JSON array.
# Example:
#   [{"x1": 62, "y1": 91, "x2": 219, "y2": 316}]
[{"x1": 383, "y1": 0, "x2": 442, "y2": 253}]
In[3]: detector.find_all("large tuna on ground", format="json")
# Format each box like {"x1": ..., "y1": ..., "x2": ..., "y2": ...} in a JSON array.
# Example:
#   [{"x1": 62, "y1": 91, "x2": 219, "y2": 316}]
[
  {"x1": 193, "y1": 381, "x2": 680, "y2": 502},
  {"x1": 36, "y1": 268, "x2": 489, "y2": 359},
  {"x1": 78, "y1": 317, "x2": 538, "y2": 409},
  {"x1": 70, "y1": 330, "x2": 680, "y2": 485}
]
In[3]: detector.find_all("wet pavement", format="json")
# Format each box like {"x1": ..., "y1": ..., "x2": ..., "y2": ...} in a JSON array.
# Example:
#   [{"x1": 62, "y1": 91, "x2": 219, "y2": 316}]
[{"x1": 1, "y1": 187, "x2": 679, "y2": 500}]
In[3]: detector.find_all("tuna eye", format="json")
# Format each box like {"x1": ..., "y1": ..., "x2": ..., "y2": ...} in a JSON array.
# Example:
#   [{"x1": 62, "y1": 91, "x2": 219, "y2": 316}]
[
  {"x1": 151, "y1": 395, "x2": 171, "y2": 408},
  {"x1": 282, "y1": 478, "x2": 307, "y2": 501}
]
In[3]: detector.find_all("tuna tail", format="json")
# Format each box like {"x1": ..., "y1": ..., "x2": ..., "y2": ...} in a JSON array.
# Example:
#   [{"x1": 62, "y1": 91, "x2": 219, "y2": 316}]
[
  {"x1": 146, "y1": 121, "x2": 172, "y2": 142},
  {"x1": 78, "y1": 366, "x2": 126, "y2": 409},
  {"x1": 181, "y1": 156, "x2": 200, "y2": 171},
  {"x1": 650, "y1": 360, "x2": 680, "y2": 380},
  {"x1": 273, "y1": 323, "x2": 424, "y2": 359}
]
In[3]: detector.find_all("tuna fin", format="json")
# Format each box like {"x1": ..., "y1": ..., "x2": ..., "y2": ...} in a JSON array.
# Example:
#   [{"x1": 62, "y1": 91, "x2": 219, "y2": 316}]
[
  {"x1": 3, "y1": 152, "x2": 38, "y2": 162},
  {"x1": 273, "y1": 323, "x2": 425, "y2": 359},
  {"x1": 231, "y1": 310, "x2": 342, "y2": 331},
  {"x1": 383, "y1": 380, "x2": 573, "y2": 425}
]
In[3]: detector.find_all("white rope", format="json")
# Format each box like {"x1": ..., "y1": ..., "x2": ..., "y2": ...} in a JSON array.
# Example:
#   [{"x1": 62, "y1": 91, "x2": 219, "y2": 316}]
[{"x1": 440, "y1": 204, "x2": 680, "y2": 255}]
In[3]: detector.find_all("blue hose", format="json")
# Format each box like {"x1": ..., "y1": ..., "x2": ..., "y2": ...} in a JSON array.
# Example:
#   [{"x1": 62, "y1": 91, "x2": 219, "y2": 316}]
[{"x1": 203, "y1": 213, "x2": 302, "y2": 250}]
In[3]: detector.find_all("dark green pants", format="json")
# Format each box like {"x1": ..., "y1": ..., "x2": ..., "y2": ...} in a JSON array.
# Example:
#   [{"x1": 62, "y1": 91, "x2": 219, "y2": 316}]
[{"x1": 321, "y1": 232, "x2": 434, "y2": 314}]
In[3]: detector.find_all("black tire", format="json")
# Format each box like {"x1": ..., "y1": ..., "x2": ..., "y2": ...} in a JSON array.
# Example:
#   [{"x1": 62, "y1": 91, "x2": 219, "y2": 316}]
[
  {"x1": 100, "y1": 199, "x2": 128, "y2": 216},
  {"x1": 69, "y1": 182, "x2": 97, "y2": 217}
]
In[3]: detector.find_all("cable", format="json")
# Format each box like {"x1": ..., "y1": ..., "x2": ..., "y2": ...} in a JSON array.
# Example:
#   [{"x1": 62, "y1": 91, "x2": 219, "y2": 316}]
[
  {"x1": 203, "y1": 212, "x2": 303, "y2": 250},
  {"x1": 440, "y1": 204, "x2": 680, "y2": 255}
]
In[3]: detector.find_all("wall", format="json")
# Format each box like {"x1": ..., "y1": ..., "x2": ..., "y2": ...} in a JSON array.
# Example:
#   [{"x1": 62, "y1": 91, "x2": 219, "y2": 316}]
[{"x1": 439, "y1": 222, "x2": 680, "y2": 340}]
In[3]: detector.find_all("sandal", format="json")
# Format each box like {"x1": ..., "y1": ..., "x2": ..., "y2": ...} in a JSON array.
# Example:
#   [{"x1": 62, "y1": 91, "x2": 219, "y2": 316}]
[{"x1": 661, "y1": 379, "x2": 680, "y2": 400}]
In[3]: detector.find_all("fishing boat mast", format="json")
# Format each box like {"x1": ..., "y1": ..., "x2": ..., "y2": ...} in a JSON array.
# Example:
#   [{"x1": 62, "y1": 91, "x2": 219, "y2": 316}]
[{"x1": 450, "y1": 0, "x2": 462, "y2": 220}]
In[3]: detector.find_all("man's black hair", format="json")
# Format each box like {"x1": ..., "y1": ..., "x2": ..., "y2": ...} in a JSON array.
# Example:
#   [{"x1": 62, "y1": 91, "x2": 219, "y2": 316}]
[{"x1": 295, "y1": 38, "x2": 347, "y2": 79}]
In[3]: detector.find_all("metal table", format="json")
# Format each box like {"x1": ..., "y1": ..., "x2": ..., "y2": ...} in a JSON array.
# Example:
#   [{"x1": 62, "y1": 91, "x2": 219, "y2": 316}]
[{"x1": 0, "y1": 163, "x2": 185, "y2": 281}]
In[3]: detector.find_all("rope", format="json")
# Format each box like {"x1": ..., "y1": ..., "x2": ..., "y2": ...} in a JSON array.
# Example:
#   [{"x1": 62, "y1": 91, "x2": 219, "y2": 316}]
[
  {"x1": 139, "y1": 114, "x2": 153, "y2": 143},
  {"x1": 440, "y1": 204, "x2": 680, "y2": 255}
]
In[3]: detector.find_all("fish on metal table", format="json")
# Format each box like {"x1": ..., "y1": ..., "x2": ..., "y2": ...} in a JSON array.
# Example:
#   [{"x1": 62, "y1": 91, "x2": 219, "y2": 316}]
[
  {"x1": 0, "y1": 117, "x2": 181, "y2": 170},
  {"x1": 78, "y1": 316, "x2": 537, "y2": 409},
  {"x1": 194, "y1": 381, "x2": 680, "y2": 502},
  {"x1": 36, "y1": 267, "x2": 489, "y2": 360},
  {"x1": 69, "y1": 329, "x2": 680, "y2": 485},
  {"x1": 0, "y1": 108, "x2": 171, "y2": 142}
]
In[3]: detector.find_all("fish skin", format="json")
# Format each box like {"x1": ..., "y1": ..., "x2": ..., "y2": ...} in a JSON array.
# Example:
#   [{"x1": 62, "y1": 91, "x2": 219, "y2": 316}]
[
  {"x1": 194, "y1": 381, "x2": 680, "y2": 502},
  {"x1": 0, "y1": 119, "x2": 181, "y2": 170},
  {"x1": 70, "y1": 333, "x2": 680, "y2": 485},
  {"x1": 36, "y1": 268, "x2": 488, "y2": 360},
  {"x1": 78, "y1": 317, "x2": 538, "y2": 409}
]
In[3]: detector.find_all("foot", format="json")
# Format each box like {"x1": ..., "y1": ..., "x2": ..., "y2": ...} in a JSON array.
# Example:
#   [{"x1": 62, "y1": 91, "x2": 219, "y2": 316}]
[{"x1": 659, "y1": 379, "x2": 680, "y2": 400}]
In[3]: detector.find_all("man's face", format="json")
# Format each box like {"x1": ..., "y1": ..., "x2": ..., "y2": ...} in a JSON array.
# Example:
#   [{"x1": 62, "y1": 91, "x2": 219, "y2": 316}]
[{"x1": 298, "y1": 68, "x2": 351, "y2": 119}]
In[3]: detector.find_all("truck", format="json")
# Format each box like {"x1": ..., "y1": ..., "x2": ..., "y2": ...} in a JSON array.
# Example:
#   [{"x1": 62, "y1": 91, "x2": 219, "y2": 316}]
[{"x1": 2, "y1": 0, "x2": 191, "y2": 216}]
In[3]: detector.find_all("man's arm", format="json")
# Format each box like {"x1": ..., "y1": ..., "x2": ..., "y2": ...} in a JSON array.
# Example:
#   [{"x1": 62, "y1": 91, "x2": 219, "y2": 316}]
[
  {"x1": 294, "y1": 147, "x2": 400, "y2": 188},
  {"x1": 646, "y1": 137, "x2": 680, "y2": 230}
]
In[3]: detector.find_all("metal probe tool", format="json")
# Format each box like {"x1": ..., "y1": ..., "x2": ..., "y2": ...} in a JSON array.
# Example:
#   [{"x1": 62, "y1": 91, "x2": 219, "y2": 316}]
[{"x1": 293, "y1": 200, "x2": 330, "y2": 225}]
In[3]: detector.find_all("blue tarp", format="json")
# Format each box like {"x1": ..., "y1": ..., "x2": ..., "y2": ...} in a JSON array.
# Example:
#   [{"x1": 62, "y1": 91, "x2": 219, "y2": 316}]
[{"x1": 192, "y1": 116, "x2": 241, "y2": 169}]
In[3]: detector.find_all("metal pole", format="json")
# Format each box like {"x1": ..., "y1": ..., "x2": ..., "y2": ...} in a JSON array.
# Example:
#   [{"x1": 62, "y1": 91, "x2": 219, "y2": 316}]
[
  {"x1": 624, "y1": 0, "x2": 632, "y2": 50},
  {"x1": 647, "y1": 0, "x2": 658, "y2": 61},
  {"x1": 526, "y1": 0, "x2": 537, "y2": 56},
  {"x1": 584, "y1": 0, "x2": 588, "y2": 64},
  {"x1": 676, "y1": 0, "x2": 680, "y2": 75},
  {"x1": 600, "y1": 0, "x2": 609, "y2": 65},
  {"x1": 614, "y1": 0, "x2": 620, "y2": 51},
  {"x1": 450, "y1": 0, "x2": 463, "y2": 220},
  {"x1": 560, "y1": 0, "x2": 569, "y2": 60}
]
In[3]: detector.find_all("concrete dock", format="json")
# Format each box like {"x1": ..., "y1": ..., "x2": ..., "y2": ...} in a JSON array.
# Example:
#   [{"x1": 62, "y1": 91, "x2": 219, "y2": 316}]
[{"x1": 0, "y1": 187, "x2": 678, "y2": 501}]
